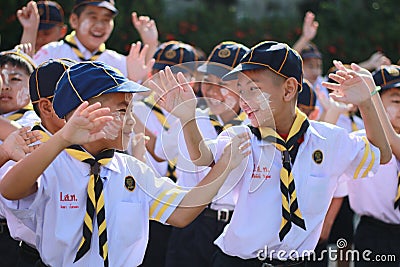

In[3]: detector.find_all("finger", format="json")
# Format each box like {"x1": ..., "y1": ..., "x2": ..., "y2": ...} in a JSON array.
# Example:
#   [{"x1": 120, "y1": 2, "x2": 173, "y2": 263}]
[
  {"x1": 74, "y1": 101, "x2": 90, "y2": 116},
  {"x1": 164, "y1": 66, "x2": 180, "y2": 90},
  {"x1": 158, "y1": 69, "x2": 170, "y2": 93},
  {"x1": 131, "y1": 12, "x2": 138, "y2": 25},
  {"x1": 146, "y1": 58, "x2": 155, "y2": 71},
  {"x1": 87, "y1": 108, "x2": 112, "y2": 122},
  {"x1": 139, "y1": 43, "x2": 149, "y2": 59},
  {"x1": 321, "y1": 81, "x2": 341, "y2": 91},
  {"x1": 139, "y1": 16, "x2": 150, "y2": 22},
  {"x1": 176, "y1": 72, "x2": 193, "y2": 93},
  {"x1": 149, "y1": 80, "x2": 166, "y2": 104},
  {"x1": 28, "y1": 144, "x2": 41, "y2": 153},
  {"x1": 328, "y1": 73, "x2": 346, "y2": 84}
]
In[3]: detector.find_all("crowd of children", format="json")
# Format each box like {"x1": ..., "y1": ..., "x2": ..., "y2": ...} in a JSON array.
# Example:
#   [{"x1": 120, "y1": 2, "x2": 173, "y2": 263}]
[{"x1": 0, "y1": 1, "x2": 399, "y2": 267}]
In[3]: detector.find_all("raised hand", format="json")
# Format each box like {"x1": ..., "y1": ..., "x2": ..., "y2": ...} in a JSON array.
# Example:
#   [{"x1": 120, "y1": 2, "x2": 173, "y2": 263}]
[
  {"x1": 322, "y1": 63, "x2": 371, "y2": 105},
  {"x1": 131, "y1": 12, "x2": 158, "y2": 48},
  {"x1": 315, "y1": 84, "x2": 351, "y2": 115},
  {"x1": 333, "y1": 60, "x2": 377, "y2": 93},
  {"x1": 150, "y1": 66, "x2": 197, "y2": 122},
  {"x1": 219, "y1": 133, "x2": 251, "y2": 171},
  {"x1": 301, "y1": 11, "x2": 319, "y2": 42},
  {"x1": 17, "y1": 1, "x2": 39, "y2": 31},
  {"x1": 127, "y1": 41, "x2": 155, "y2": 83},
  {"x1": 1, "y1": 126, "x2": 42, "y2": 161},
  {"x1": 58, "y1": 102, "x2": 113, "y2": 146}
]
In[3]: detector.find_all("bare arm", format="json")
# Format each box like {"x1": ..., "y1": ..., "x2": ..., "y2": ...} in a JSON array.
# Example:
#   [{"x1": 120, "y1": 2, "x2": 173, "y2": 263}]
[
  {"x1": 167, "y1": 133, "x2": 250, "y2": 227},
  {"x1": 0, "y1": 117, "x2": 19, "y2": 141},
  {"x1": 131, "y1": 12, "x2": 159, "y2": 66},
  {"x1": 358, "y1": 51, "x2": 391, "y2": 72},
  {"x1": 322, "y1": 63, "x2": 392, "y2": 163},
  {"x1": 349, "y1": 63, "x2": 400, "y2": 159},
  {"x1": 17, "y1": 1, "x2": 39, "y2": 57},
  {"x1": 0, "y1": 102, "x2": 112, "y2": 200},
  {"x1": 292, "y1": 11, "x2": 319, "y2": 53}
]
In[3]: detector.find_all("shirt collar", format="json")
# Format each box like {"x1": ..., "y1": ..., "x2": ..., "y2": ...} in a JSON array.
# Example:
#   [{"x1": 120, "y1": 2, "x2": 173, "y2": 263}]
[{"x1": 74, "y1": 35, "x2": 100, "y2": 58}]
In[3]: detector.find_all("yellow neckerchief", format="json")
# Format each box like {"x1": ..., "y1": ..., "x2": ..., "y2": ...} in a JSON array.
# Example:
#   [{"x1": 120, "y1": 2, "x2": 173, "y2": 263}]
[
  {"x1": 4, "y1": 103, "x2": 33, "y2": 121},
  {"x1": 65, "y1": 145, "x2": 114, "y2": 267},
  {"x1": 251, "y1": 108, "x2": 309, "y2": 241},
  {"x1": 63, "y1": 31, "x2": 106, "y2": 61}
]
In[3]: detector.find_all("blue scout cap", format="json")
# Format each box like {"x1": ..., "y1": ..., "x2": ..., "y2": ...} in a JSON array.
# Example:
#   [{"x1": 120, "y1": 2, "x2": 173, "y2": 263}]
[
  {"x1": 197, "y1": 41, "x2": 250, "y2": 78},
  {"x1": 73, "y1": 0, "x2": 118, "y2": 14},
  {"x1": 53, "y1": 61, "x2": 149, "y2": 118},
  {"x1": 222, "y1": 41, "x2": 303, "y2": 90},
  {"x1": 30, "y1": 58, "x2": 76, "y2": 104},
  {"x1": 153, "y1": 41, "x2": 198, "y2": 73},
  {"x1": 300, "y1": 43, "x2": 322, "y2": 60},
  {"x1": 297, "y1": 79, "x2": 316, "y2": 111},
  {"x1": 0, "y1": 48, "x2": 37, "y2": 70},
  {"x1": 372, "y1": 65, "x2": 400, "y2": 92},
  {"x1": 37, "y1": 1, "x2": 64, "y2": 31}
]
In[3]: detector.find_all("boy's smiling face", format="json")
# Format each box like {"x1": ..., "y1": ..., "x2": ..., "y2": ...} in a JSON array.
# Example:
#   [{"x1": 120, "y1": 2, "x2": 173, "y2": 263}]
[
  {"x1": 0, "y1": 64, "x2": 30, "y2": 114},
  {"x1": 201, "y1": 73, "x2": 240, "y2": 116},
  {"x1": 237, "y1": 69, "x2": 284, "y2": 128},
  {"x1": 70, "y1": 5, "x2": 115, "y2": 52}
]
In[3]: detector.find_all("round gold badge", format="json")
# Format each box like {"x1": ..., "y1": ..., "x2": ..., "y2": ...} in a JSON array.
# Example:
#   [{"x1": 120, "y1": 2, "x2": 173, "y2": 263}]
[
  {"x1": 313, "y1": 150, "x2": 323, "y2": 164},
  {"x1": 164, "y1": 50, "x2": 176, "y2": 59},
  {"x1": 124, "y1": 175, "x2": 136, "y2": 192},
  {"x1": 218, "y1": 48, "x2": 231, "y2": 58}
]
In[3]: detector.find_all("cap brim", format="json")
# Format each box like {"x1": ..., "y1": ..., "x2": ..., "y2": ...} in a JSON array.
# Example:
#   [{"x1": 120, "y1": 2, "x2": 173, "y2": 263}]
[
  {"x1": 85, "y1": 2, "x2": 118, "y2": 14},
  {"x1": 197, "y1": 63, "x2": 231, "y2": 78},
  {"x1": 380, "y1": 81, "x2": 400, "y2": 92},
  {"x1": 153, "y1": 62, "x2": 196, "y2": 74},
  {"x1": 222, "y1": 63, "x2": 265, "y2": 81},
  {"x1": 105, "y1": 80, "x2": 149, "y2": 94},
  {"x1": 39, "y1": 23, "x2": 58, "y2": 31}
]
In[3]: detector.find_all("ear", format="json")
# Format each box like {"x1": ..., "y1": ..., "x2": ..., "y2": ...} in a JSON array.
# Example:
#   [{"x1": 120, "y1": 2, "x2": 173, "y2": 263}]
[
  {"x1": 59, "y1": 25, "x2": 68, "y2": 38},
  {"x1": 69, "y1": 14, "x2": 79, "y2": 30},
  {"x1": 38, "y1": 99, "x2": 54, "y2": 118},
  {"x1": 282, "y1": 77, "x2": 298, "y2": 102}
]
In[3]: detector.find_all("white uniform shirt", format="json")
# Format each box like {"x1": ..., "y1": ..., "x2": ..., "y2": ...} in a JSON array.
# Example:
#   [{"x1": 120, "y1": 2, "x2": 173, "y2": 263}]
[
  {"x1": 346, "y1": 130, "x2": 400, "y2": 224},
  {"x1": 0, "y1": 124, "x2": 51, "y2": 247},
  {"x1": 3, "y1": 151, "x2": 187, "y2": 267},
  {"x1": 33, "y1": 38, "x2": 127, "y2": 77},
  {"x1": 210, "y1": 122, "x2": 380, "y2": 260}
]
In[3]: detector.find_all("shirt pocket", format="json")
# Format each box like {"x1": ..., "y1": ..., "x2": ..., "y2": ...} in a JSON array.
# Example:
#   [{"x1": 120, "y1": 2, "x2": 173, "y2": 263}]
[
  {"x1": 301, "y1": 175, "x2": 332, "y2": 216},
  {"x1": 111, "y1": 202, "x2": 146, "y2": 247}
]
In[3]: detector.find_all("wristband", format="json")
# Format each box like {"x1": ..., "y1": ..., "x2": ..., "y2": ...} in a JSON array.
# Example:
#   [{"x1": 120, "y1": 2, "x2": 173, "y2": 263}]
[{"x1": 370, "y1": 86, "x2": 381, "y2": 96}]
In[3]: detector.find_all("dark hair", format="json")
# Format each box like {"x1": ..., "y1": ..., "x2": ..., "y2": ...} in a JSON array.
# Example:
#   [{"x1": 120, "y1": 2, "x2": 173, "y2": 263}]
[
  {"x1": 0, "y1": 54, "x2": 35, "y2": 75},
  {"x1": 72, "y1": 5, "x2": 86, "y2": 17}
]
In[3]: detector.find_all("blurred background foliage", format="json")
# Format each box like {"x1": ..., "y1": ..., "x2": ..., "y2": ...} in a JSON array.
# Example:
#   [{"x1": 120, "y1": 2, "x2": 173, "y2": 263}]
[{"x1": 1, "y1": 0, "x2": 399, "y2": 73}]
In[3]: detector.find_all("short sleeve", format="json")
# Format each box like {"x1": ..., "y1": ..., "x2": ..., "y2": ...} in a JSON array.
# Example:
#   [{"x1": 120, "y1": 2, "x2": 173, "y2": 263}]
[
  {"x1": 135, "y1": 164, "x2": 188, "y2": 223},
  {"x1": 340, "y1": 131, "x2": 380, "y2": 180}
]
